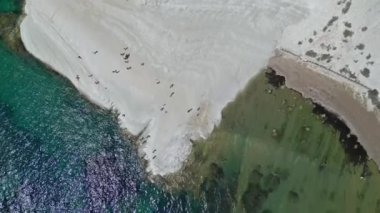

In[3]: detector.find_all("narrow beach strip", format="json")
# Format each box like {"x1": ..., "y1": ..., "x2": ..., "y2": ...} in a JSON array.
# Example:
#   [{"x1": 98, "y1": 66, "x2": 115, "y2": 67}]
[{"x1": 268, "y1": 51, "x2": 380, "y2": 168}]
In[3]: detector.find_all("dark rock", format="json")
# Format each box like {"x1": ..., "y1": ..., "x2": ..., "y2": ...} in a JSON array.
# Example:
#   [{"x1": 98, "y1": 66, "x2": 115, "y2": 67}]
[
  {"x1": 343, "y1": 29, "x2": 354, "y2": 38},
  {"x1": 305, "y1": 50, "x2": 318, "y2": 58},
  {"x1": 323, "y1": 16, "x2": 339, "y2": 32},
  {"x1": 344, "y1": 22, "x2": 352, "y2": 28},
  {"x1": 342, "y1": 1, "x2": 352, "y2": 14},
  {"x1": 312, "y1": 104, "x2": 368, "y2": 165},
  {"x1": 360, "y1": 68, "x2": 370, "y2": 78},
  {"x1": 355, "y1": 43, "x2": 365, "y2": 50},
  {"x1": 265, "y1": 69, "x2": 285, "y2": 89}
]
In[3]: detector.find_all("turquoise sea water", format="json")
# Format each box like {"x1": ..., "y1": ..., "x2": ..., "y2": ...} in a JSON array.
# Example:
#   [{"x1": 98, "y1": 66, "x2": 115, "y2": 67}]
[
  {"x1": 0, "y1": 40, "x2": 208, "y2": 212},
  {"x1": 3, "y1": 2, "x2": 380, "y2": 212},
  {"x1": 0, "y1": 0, "x2": 20, "y2": 13}
]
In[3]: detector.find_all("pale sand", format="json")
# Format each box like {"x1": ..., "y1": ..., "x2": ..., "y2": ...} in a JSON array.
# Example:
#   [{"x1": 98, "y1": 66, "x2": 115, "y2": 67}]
[{"x1": 268, "y1": 52, "x2": 380, "y2": 166}]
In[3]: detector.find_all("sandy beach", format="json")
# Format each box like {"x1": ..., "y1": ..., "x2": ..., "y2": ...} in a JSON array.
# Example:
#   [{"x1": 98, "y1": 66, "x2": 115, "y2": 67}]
[{"x1": 269, "y1": 52, "x2": 380, "y2": 167}]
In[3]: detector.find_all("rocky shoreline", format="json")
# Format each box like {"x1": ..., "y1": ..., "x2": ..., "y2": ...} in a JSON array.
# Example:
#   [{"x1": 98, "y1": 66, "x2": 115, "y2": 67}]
[{"x1": 268, "y1": 52, "x2": 380, "y2": 169}]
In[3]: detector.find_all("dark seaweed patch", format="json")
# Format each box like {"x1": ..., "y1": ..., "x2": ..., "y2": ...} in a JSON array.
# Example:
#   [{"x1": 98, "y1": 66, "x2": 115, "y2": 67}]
[
  {"x1": 368, "y1": 89, "x2": 380, "y2": 109},
  {"x1": 265, "y1": 70, "x2": 368, "y2": 165},
  {"x1": 312, "y1": 104, "x2": 368, "y2": 165},
  {"x1": 288, "y1": 191, "x2": 299, "y2": 203},
  {"x1": 361, "y1": 164, "x2": 372, "y2": 178},
  {"x1": 209, "y1": 163, "x2": 224, "y2": 180},
  {"x1": 265, "y1": 69, "x2": 285, "y2": 89},
  {"x1": 242, "y1": 167, "x2": 285, "y2": 213},
  {"x1": 200, "y1": 178, "x2": 233, "y2": 212}
]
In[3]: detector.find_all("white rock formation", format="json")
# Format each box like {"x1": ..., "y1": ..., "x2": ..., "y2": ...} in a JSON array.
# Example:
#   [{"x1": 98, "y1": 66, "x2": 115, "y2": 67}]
[
  {"x1": 20, "y1": 0, "x2": 380, "y2": 175},
  {"x1": 280, "y1": 0, "x2": 380, "y2": 109}
]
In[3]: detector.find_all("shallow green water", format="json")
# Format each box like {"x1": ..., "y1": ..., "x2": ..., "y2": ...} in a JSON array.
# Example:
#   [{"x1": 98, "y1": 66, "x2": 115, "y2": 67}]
[
  {"x1": 179, "y1": 72, "x2": 380, "y2": 213},
  {"x1": 0, "y1": 0, "x2": 20, "y2": 13}
]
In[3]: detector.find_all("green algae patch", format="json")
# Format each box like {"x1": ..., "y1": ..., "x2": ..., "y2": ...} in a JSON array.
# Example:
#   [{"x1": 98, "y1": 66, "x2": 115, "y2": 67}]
[
  {"x1": 173, "y1": 70, "x2": 380, "y2": 213},
  {"x1": 0, "y1": 13, "x2": 18, "y2": 36},
  {"x1": 0, "y1": 0, "x2": 25, "y2": 52}
]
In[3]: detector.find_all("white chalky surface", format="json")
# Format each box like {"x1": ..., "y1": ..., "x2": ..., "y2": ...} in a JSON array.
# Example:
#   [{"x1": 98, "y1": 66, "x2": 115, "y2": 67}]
[{"x1": 21, "y1": 0, "x2": 380, "y2": 175}]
